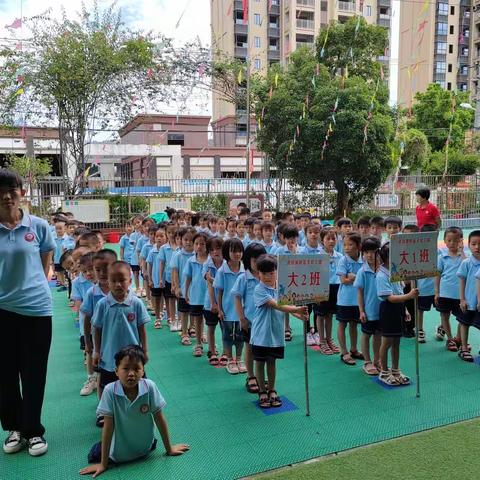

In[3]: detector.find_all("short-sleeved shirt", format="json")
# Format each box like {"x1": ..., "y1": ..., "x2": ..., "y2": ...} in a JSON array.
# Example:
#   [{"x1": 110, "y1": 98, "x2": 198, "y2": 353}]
[
  {"x1": 326, "y1": 250, "x2": 343, "y2": 285},
  {"x1": 231, "y1": 270, "x2": 259, "y2": 324},
  {"x1": 147, "y1": 246, "x2": 161, "y2": 288},
  {"x1": 158, "y1": 243, "x2": 176, "y2": 283},
  {"x1": 202, "y1": 256, "x2": 221, "y2": 311},
  {"x1": 241, "y1": 236, "x2": 251, "y2": 249},
  {"x1": 275, "y1": 245, "x2": 298, "y2": 255},
  {"x1": 80, "y1": 283, "x2": 108, "y2": 318},
  {"x1": 97, "y1": 379, "x2": 166, "y2": 463},
  {"x1": 416, "y1": 201, "x2": 440, "y2": 229},
  {"x1": 457, "y1": 256, "x2": 480, "y2": 310},
  {"x1": 298, "y1": 243, "x2": 324, "y2": 255},
  {"x1": 260, "y1": 241, "x2": 276, "y2": 254},
  {"x1": 63, "y1": 235, "x2": 75, "y2": 251},
  {"x1": 251, "y1": 281, "x2": 284, "y2": 347},
  {"x1": 170, "y1": 249, "x2": 195, "y2": 297},
  {"x1": 119, "y1": 234, "x2": 134, "y2": 264},
  {"x1": 140, "y1": 241, "x2": 154, "y2": 262},
  {"x1": 135, "y1": 235, "x2": 149, "y2": 262},
  {"x1": 92, "y1": 292, "x2": 150, "y2": 372},
  {"x1": 71, "y1": 274, "x2": 94, "y2": 335},
  {"x1": 418, "y1": 277, "x2": 435, "y2": 297},
  {"x1": 213, "y1": 261, "x2": 245, "y2": 321},
  {"x1": 376, "y1": 266, "x2": 403, "y2": 300},
  {"x1": 0, "y1": 212, "x2": 55, "y2": 317},
  {"x1": 185, "y1": 255, "x2": 207, "y2": 305},
  {"x1": 437, "y1": 252, "x2": 462, "y2": 299},
  {"x1": 129, "y1": 231, "x2": 142, "y2": 266},
  {"x1": 336, "y1": 254, "x2": 363, "y2": 306},
  {"x1": 298, "y1": 230, "x2": 306, "y2": 246},
  {"x1": 53, "y1": 234, "x2": 67, "y2": 263},
  {"x1": 354, "y1": 263, "x2": 380, "y2": 321}
]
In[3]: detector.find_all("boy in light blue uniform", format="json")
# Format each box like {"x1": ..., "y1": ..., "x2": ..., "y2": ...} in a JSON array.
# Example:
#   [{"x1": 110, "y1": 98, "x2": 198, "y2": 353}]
[
  {"x1": 79, "y1": 345, "x2": 189, "y2": 478},
  {"x1": 63, "y1": 221, "x2": 76, "y2": 251},
  {"x1": 298, "y1": 223, "x2": 323, "y2": 255},
  {"x1": 53, "y1": 220, "x2": 68, "y2": 291},
  {"x1": 159, "y1": 224, "x2": 178, "y2": 329},
  {"x1": 92, "y1": 261, "x2": 150, "y2": 394},
  {"x1": 119, "y1": 223, "x2": 134, "y2": 263},
  {"x1": 457, "y1": 230, "x2": 480, "y2": 362},
  {"x1": 250, "y1": 254, "x2": 308, "y2": 408}
]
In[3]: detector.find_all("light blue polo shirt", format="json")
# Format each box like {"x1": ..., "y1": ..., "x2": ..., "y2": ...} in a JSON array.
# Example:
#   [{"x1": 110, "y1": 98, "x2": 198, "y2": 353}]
[
  {"x1": 63, "y1": 235, "x2": 75, "y2": 251},
  {"x1": 251, "y1": 281, "x2": 284, "y2": 347},
  {"x1": 140, "y1": 241, "x2": 154, "y2": 261},
  {"x1": 92, "y1": 292, "x2": 150, "y2": 372},
  {"x1": 275, "y1": 245, "x2": 298, "y2": 255},
  {"x1": 53, "y1": 234, "x2": 67, "y2": 263},
  {"x1": 298, "y1": 229, "x2": 306, "y2": 246},
  {"x1": 158, "y1": 243, "x2": 176, "y2": 283},
  {"x1": 354, "y1": 263, "x2": 380, "y2": 321},
  {"x1": 80, "y1": 283, "x2": 107, "y2": 318},
  {"x1": 147, "y1": 246, "x2": 161, "y2": 288},
  {"x1": 0, "y1": 212, "x2": 55, "y2": 316},
  {"x1": 202, "y1": 256, "x2": 220, "y2": 311},
  {"x1": 417, "y1": 277, "x2": 435, "y2": 297},
  {"x1": 437, "y1": 252, "x2": 462, "y2": 299},
  {"x1": 119, "y1": 234, "x2": 134, "y2": 263},
  {"x1": 97, "y1": 379, "x2": 166, "y2": 463},
  {"x1": 457, "y1": 256, "x2": 480, "y2": 310},
  {"x1": 213, "y1": 261, "x2": 245, "y2": 321},
  {"x1": 298, "y1": 243, "x2": 324, "y2": 255},
  {"x1": 185, "y1": 255, "x2": 207, "y2": 305},
  {"x1": 135, "y1": 235, "x2": 149, "y2": 263},
  {"x1": 129, "y1": 231, "x2": 142, "y2": 266},
  {"x1": 241, "y1": 236, "x2": 251, "y2": 249},
  {"x1": 327, "y1": 250, "x2": 343, "y2": 285},
  {"x1": 71, "y1": 274, "x2": 94, "y2": 336},
  {"x1": 335, "y1": 235, "x2": 344, "y2": 254},
  {"x1": 336, "y1": 254, "x2": 363, "y2": 306},
  {"x1": 376, "y1": 266, "x2": 403, "y2": 300},
  {"x1": 260, "y1": 240, "x2": 276, "y2": 254},
  {"x1": 170, "y1": 249, "x2": 195, "y2": 298},
  {"x1": 231, "y1": 270, "x2": 260, "y2": 324}
]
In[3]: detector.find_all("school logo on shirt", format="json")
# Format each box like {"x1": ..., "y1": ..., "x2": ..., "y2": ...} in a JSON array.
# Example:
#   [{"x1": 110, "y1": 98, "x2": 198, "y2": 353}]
[
  {"x1": 24, "y1": 232, "x2": 35, "y2": 242},
  {"x1": 127, "y1": 312, "x2": 136, "y2": 322},
  {"x1": 140, "y1": 404, "x2": 149, "y2": 414}
]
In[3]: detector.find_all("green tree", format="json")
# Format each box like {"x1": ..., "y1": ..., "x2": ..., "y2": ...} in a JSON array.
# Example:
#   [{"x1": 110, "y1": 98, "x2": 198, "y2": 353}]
[
  {"x1": 396, "y1": 128, "x2": 430, "y2": 172},
  {"x1": 410, "y1": 84, "x2": 474, "y2": 152},
  {"x1": 5, "y1": 154, "x2": 52, "y2": 187},
  {"x1": 316, "y1": 17, "x2": 388, "y2": 80},
  {"x1": 422, "y1": 150, "x2": 480, "y2": 177}
]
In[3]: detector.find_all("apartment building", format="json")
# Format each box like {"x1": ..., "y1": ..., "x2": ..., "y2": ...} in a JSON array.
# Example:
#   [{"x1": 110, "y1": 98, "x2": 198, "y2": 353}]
[
  {"x1": 398, "y1": 0, "x2": 471, "y2": 107},
  {"x1": 211, "y1": 0, "x2": 392, "y2": 145}
]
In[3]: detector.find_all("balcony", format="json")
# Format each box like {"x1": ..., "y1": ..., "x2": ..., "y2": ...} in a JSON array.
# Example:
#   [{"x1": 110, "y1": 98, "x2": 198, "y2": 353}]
[
  {"x1": 377, "y1": 17, "x2": 390, "y2": 27},
  {"x1": 378, "y1": 0, "x2": 391, "y2": 5},
  {"x1": 234, "y1": 23, "x2": 248, "y2": 35},
  {"x1": 297, "y1": 0, "x2": 315, "y2": 7},
  {"x1": 234, "y1": 46, "x2": 248, "y2": 58},
  {"x1": 296, "y1": 41, "x2": 315, "y2": 49},
  {"x1": 268, "y1": 27, "x2": 280, "y2": 37},
  {"x1": 268, "y1": 49, "x2": 281, "y2": 60},
  {"x1": 296, "y1": 18, "x2": 315, "y2": 29},
  {"x1": 338, "y1": 1, "x2": 356, "y2": 12}
]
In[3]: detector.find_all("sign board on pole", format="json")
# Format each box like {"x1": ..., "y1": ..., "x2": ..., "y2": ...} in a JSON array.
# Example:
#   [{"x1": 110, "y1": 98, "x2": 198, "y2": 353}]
[
  {"x1": 149, "y1": 196, "x2": 191, "y2": 214},
  {"x1": 227, "y1": 194, "x2": 264, "y2": 214},
  {"x1": 389, "y1": 231, "x2": 439, "y2": 282},
  {"x1": 277, "y1": 254, "x2": 329, "y2": 305},
  {"x1": 62, "y1": 199, "x2": 110, "y2": 223}
]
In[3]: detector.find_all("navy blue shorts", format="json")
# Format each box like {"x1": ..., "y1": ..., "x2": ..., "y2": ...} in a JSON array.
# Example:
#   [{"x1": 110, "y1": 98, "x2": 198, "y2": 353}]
[
  {"x1": 252, "y1": 345, "x2": 284, "y2": 361},
  {"x1": 361, "y1": 320, "x2": 381, "y2": 335},
  {"x1": 436, "y1": 297, "x2": 461, "y2": 317},
  {"x1": 458, "y1": 310, "x2": 476, "y2": 327},
  {"x1": 177, "y1": 297, "x2": 190, "y2": 313},
  {"x1": 221, "y1": 321, "x2": 245, "y2": 345},
  {"x1": 164, "y1": 281, "x2": 175, "y2": 298},
  {"x1": 150, "y1": 287, "x2": 164, "y2": 297},
  {"x1": 314, "y1": 284, "x2": 339, "y2": 316},
  {"x1": 130, "y1": 264, "x2": 140, "y2": 273},
  {"x1": 54, "y1": 263, "x2": 64, "y2": 273},
  {"x1": 190, "y1": 304, "x2": 204, "y2": 316},
  {"x1": 204, "y1": 310, "x2": 220, "y2": 326},
  {"x1": 418, "y1": 295, "x2": 434, "y2": 312},
  {"x1": 379, "y1": 301, "x2": 403, "y2": 337},
  {"x1": 336, "y1": 305, "x2": 360, "y2": 323}
]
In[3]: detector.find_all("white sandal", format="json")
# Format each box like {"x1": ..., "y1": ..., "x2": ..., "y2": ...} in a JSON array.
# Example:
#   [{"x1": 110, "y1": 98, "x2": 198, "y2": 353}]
[{"x1": 378, "y1": 370, "x2": 400, "y2": 386}]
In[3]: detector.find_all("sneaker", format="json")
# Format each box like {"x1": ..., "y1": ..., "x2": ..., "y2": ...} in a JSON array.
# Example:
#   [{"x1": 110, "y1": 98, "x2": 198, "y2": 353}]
[
  {"x1": 226, "y1": 360, "x2": 239, "y2": 375},
  {"x1": 313, "y1": 332, "x2": 320, "y2": 345},
  {"x1": 418, "y1": 330, "x2": 426, "y2": 343},
  {"x1": 80, "y1": 375, "x2": 97, "y2": 396},
  {"x1": 3, "y1": 431, "x2": 25, "y2": 454},
  {"x1": 28, "y1": 436, "x2": 48, "y2": 456},
  {"x1": 306, "y1": 332, "x2": 317, "y2": 346},
  {"x1": 236, "y1": 360, "x2": 247, "y2": 373},
  {"x1": 435, "y1": 325, "x2": 446, "y2": 341}
]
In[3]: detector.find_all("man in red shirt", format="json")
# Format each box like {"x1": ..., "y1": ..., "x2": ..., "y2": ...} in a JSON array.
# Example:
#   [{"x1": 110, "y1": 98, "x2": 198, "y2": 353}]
[{"x1": 415, "y1": 188, "x2": 441, "y2": 229}]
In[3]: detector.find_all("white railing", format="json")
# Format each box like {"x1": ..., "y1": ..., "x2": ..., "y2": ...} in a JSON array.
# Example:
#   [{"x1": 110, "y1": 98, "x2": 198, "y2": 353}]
[
  {"x1": 297, "y1": 0, "x2": 315, "y2": 6},
  {"x1": 296, "y1": 18, "x2": 315, "y2": 29},
  {"x1": 338, "y1": 1, "x2": 356, "y2": 12},
  {"x1": 296, "y1": 41, "x2": 314, "y2": 49}
]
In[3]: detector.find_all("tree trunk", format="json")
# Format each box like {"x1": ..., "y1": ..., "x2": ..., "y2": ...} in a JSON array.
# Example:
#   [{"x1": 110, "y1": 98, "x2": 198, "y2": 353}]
[{"x1": 334, "y1": 181, "x2": 350, "y2": 216}]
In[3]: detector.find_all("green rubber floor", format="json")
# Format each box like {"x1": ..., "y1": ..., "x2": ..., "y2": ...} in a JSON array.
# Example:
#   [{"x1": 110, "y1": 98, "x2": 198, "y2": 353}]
[{"x1": 4, "y1": 251, "x2": 480, "y2": 479}]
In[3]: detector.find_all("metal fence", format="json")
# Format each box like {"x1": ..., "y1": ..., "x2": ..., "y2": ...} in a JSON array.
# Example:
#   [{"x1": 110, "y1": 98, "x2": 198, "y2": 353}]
[{"x1": 23, "y1": 174, "x2": 480, "y2": 231}]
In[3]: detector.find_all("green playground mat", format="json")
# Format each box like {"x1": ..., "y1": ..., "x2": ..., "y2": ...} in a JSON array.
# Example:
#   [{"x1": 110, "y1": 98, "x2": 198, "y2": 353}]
[{"x1": 4, "y1": 244, "x2": 480, "y2": 479}]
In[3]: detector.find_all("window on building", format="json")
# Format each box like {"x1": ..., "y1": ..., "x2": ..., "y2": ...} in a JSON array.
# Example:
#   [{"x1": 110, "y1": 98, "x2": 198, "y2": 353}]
[
  {"x1": 460, "y1": 83, "x2": 467, "y2": 92},
  {"x1": 379, "y1": 6, "x2": 389, "y2": 16},
  {"x1": 254, "y1": 14, "x2": 261, "y2": 25},
  {"x1": 450, "y1": 5, "x2": 454, "y2": 15},
  {"x1": 366, "y1": 5, "x2": 372, "y2": 16},
  {"x1": 448, "y1": 44, "x2": 453, "y2": 53},
  {"x1": 254, "y1": 36, "x2": 261, "y2": 48},
  {"x1": 435, "y1": 62, "x2": 446, "y2": 73},
  {"x1": 167, "y1": 134, "x2": 184, "y2": 146},
  {"x1": 437, "y1": 3, "x2": 448, "y2": 15},
  {"x1": 254, "y1": 58, "x2": 261, "y2": 70},
  {"x1": 321, "y1": 1, "x2": 327, "y2": 11},
  {"x1": 447, "y1": 82, "x2": 451, "y2": 90},
  {"x1": 436, "y1": 42, "x2": 447, "y2": 54},
  {"x1": 461, "y1": 65, "x2": 468, "y2": 75},
  {"x1": 464, "y1": 29, "x2": 470, "y2": 37},
  {"x1": 449, "y1": 25, "x2": 454, "y2": 35},
  {"x1": 462, "y1": 47, "x2": 469, "y2": 56},
  {"x1": 437, "y1": 22, "x2": 447, "y2": 35},
  {"x1": 436, "y1": 80, "x2": 445, "y2": 88},
  {"x1": 448, "y1": 63, "x2": 452, "y2": 73}
]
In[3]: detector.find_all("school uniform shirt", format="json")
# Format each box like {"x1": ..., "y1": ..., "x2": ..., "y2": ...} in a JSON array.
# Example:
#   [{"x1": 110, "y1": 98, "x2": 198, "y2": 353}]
[
  {"x1": 335, "y1": 235, "x2": 344, "y2": 254},
  {"x1": 275, "y1": 245, "x2": 298, "y2": 255},
  {"x1": 119, "y1": 234, "x2": 134, "y2": 264},
  {"x1": 185, "y1": 255, "x2": 207, "y2": 305},
  {"x1": 170, "y1": 249, "x2": 195, "y2": 298},
  {"x1": 202, "y1": 256, "x2": 221, "y2": 311},
  {"x1": 97, "y1": 379, "x2": 166, "y2": 464},
  {"x1": 140, "y1": 241, "x2": 154, "y2": 262},
  {"x1": 0, "y1": 212, "x2": 55, "y2": 316},
  {"x1": 63, "y1": 235, "x2": 76, "y2": 251},
  {"x1": 129, "y1": 231, "x2": 142, "y2": 266},
  {"x1": 213, "y1": 261, "x2": 245, "y2": 321},
  {"x1": 336, "y1": 254, "x2": 363, "y2": 306},
  {"x1": 147, "y1": 246, "x2": 162, "y2": 288},
  {"x1": 298, "y1": 243, "x2": 324, "y2": 255},
  {"x1": 260, "y1": 240, "x2": 277, "y2": 254},
  {"x1": 92, "y1": 291, "x2": 150, "y2": 372},
  {"x1": 457, "y1": 256, "x2": 480, "y2": 310},
  {"x1": 53, "y1": 233, "x2": 67, "y2": 263},
  {"x1": 417, "y1": 277, "x2": 435, "y2": 297},
  {"x1": 231, "y1": 270, "x2": 260, "y2": 324},
  {"x1": 158, "y1": 243, "x2": 176, "y2": 283},
  {"x1": 376, "y1": 266, "x2": 403, "y2": 300},
  {"x1": 327, "y1": 250, "x2": 343, "y2": 285},
  {"x1": 354, "y1": 263, "x2": 380, "y2": 321},
  {"x1": 80, "y1": 283, "x2": 107, "y2": 318},
  {"x1": 298, "y1": 230, "x2": 306, "y2": 246},
  {"x1": 437, "y1": 252, "x2": 462, "y2": 299},
  {"x1": 251, "y1": 281, "x2": 284, "y2": 348},
  {"x1": 71, "y1": 274, "x2": 94, "y2": 336},
  {"x1": 241, "y1": 236, "x2": 251, "y2": 249},
  {"x1": 135, "y1": 235, "x2": 149, "y2": 264}
]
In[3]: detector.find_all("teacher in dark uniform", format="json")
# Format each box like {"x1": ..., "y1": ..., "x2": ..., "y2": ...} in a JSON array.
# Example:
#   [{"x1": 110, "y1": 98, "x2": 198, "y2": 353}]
[{"x1": 0, "y1": 170, "x2": 55, "y2": 457}]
